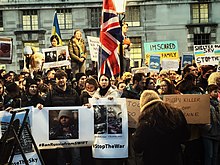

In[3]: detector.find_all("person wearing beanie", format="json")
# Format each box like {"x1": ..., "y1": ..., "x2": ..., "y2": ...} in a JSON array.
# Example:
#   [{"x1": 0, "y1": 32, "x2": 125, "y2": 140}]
[
  {"x1": 197, "y1": 65, "x2": 215, "y2": 91},
  {"x1": 21, "y1": 78, "x2": 44, "y2": 107},
  {"x1": 74, "y1": 72, "x2": 87, "y2": 96},
  {"x1": 202, "y1": 84, "x2": 220, "y2": 165},
  {"x1": 49, "y1": 110, "x2": 78, "y2": 140},
  {"x1": 4, "y1": 82, "x2": 22, "y2": 109},
  {"x1": 133, "y1": 90, "x2": 189, "y2": 165}
]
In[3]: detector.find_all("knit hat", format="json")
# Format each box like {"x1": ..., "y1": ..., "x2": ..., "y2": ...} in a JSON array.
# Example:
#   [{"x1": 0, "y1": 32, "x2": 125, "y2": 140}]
[
  {"x1": 75, "y1": 72, "x2": 86, "y2": 82},
  {"x1": 58, "y1": 110, "x2": 72, "y2": 120},
  {"x1": 140, "y1": 90, "x2": 163, "y2": 112},
  {"x1": 6, "y1": 82, "x2": 19, "y2": 93},
  {"x1": 25, "y1": 78, "x2": 37, "y2": 88}
]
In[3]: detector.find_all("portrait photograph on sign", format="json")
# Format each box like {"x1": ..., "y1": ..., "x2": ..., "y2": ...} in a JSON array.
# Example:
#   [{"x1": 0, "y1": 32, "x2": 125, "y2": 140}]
[
  {"x1": 49, "y1": 110, "x2": 79, "y2": 140},
  {"x1": 0, "y1": 37, "x2": 13, "y2": 63},
  {"x1": 32, "y1": 106, "x2": 94, "y2": 149}
]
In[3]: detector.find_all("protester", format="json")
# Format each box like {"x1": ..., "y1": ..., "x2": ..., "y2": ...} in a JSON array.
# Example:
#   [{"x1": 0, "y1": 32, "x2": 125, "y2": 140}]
[
  {"x1": 42, "y1": 69, "x2": 81, "y2": 165},
  {"x1": 0, "y1": 79, "x2": 5, "y2": 111},
  {"x1": 202, "y1": 84, "x2": 220, "y2": 165},
  {"x1": 80, "y1": 76, "x2": 98, "y2": 105},
  {"x1": 50, "y1": 35, "x2": 59, "y2": 48},
  {"x1": 92, "y1": 73, "x2": 122, "y2": 165},
  {"x1": 68, "y1": 29, "x2": 87, "y2": 77},
  {"x1": 74, "y1": 72, "x2": 87, "y2": 96},
  {"x1": 122, "y1": 22, "x2": 131, "y2": 72},
  {"x1": 21, "y1": 78, "x2": 44, "y2": 107},
  {"x1": 133, "y1": 90, "x2": 190, "y2": 165},
  {"x1": 158, "y1": 78, "x2": 179, "y2": 95},
  {"x1": 145, "y1": 77, "x2": 156, "y2": 91}
]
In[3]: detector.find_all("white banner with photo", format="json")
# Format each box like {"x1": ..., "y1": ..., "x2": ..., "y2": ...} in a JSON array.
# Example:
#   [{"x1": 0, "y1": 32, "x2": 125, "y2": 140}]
[
  {"x1": 31, "y1": 106, "x2": 94, "y2": 150},
  {"x1": 42, "y1": 46, "x2": 70, "y2": 69},
  {"x1": 0, "y1": 108, "x2": 41, "y2": 165},
  {"x1": 89, "y1": 98, "x2": 128, "y2": 158}
]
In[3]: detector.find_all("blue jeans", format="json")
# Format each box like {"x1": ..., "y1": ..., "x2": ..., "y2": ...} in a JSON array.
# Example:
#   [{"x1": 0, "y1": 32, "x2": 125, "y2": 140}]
[{"x1": 203, "y1": 138, "x2": 219, "y2": 165}]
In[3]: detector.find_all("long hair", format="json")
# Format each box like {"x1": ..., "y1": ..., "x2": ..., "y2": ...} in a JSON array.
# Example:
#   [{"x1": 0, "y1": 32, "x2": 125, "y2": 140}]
[
  {"x1": 138, "y1": 102, "x2": 185, "y2": 131},
  {"x1": 160, "y1": 78, "x2": 179, "y2": 94}
]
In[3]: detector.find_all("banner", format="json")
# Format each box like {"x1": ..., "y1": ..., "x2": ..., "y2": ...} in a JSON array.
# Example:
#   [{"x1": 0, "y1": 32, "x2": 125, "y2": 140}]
[
  {"x1": 89, "y1": 98, "x2": 128, "y2": 158},
  {"x1": 145, "y1": 41, "x2": 179, "y2": 61},
  {"x1": 0, "y1": 108, "x2": 40, "y2": 165},
  {"x1": 163, "y1": 94, "x2": 210, "y2": 124},
  {"x1": 126, "y1": 99, "x2": 140, "y2": 128},
  {"x1": 32, "y1": 106, "x2": 94, "y2": 149},
  {"x1": 87, "y1": 36, "x2": 100, "y2": 62},
  {"x1": 42, "y1": 46, "x2": 70, "y2": 69},
  {"x1": 194, "y1": 44, "x2": 220, "y2": 65}
]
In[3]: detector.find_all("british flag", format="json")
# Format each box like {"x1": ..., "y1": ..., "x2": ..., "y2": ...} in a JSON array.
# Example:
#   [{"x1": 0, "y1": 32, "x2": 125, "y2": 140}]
[{"x1": 98, "y1": 0, "x2": 123, "y2": 77}]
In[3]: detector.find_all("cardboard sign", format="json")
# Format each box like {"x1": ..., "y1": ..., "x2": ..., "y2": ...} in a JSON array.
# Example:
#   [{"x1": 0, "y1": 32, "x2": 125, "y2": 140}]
[
  {"x1": 163, "y1": 94, "x2": 210, "y2": 124},
  {"x1": 126, "y1": 99, "x2": 140, "y2": 128}
]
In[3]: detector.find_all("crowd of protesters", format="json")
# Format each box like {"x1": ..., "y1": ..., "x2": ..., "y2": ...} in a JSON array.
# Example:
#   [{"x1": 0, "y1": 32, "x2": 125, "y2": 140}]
[{"x1": 0, "y1": 62, "x2": 220, "y2": 165}]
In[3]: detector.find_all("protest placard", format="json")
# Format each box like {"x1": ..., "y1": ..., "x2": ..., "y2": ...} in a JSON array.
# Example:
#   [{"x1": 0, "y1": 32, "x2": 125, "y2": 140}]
[
  {"x1": 126, "y1": 99, "x2": 140, "y2": 128},
  {"x1": 181, "y1": 53, "x2": 193, "y2": 70},
  {"x1": 194, "y1": 44, "x2": 220, "y2": 65},
  {"x1": 32, "y1": 106, "x2": 94, "y2": 149},
  {"x1": 163, "y1": 94, "x2": 210, "y2": 124},
  {"x1": 149, "y1": 54, "x2": 160, "y2": 72},
  {"x1": 0, "y1": 37, "x2": 13, "y2": 64},
  {"x1": 161, "y1": 59, "x2": 179, "y2": 71},
  {"x1": 144, "y1": 41, "x2": 179, "y2": 61},
  {"x1": 87, "y1": 36, "x2": 100, "y2": 62},
  {"x1": 89, "y1": 98, "x2": 128, "y2": 158},
  {"x1": 131, "y1": 67, "x2": 149, "y2": 75},
  {"x1": 42, "y1": 46, "x2": 70, "y2": 68}
]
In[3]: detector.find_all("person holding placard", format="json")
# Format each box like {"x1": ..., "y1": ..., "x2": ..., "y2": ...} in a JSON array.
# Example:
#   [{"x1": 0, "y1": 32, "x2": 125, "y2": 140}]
[{"x1": 133, "y1": 90, "x2": 189, "y2": 165}]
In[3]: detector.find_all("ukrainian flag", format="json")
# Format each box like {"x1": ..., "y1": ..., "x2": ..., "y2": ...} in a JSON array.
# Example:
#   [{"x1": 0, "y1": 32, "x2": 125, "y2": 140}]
[{"x1": 51, "y1": 11, "x2": 62, "y2": 46}]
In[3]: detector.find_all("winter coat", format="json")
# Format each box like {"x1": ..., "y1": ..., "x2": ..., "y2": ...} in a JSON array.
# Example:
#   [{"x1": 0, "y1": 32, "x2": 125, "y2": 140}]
[
  {"x1": 44, "y1": 85, "x2": 80, "y2": 107},
  {"x1": 202, "y1": 98, "x2": 220, "y2": 140}
]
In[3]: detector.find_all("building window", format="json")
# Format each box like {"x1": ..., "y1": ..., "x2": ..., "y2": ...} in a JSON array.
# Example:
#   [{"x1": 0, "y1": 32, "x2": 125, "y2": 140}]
[
  {"x1": 130, "y1": 37, "x2": 142, "y2": 68},
  {"x1": 194, "y1": 33, "x2": 210, "y2": 45},
  {"x1": 57, "y1": 9, "x2": 72, "y2": 29},
  {"x1": 0, "y1": 11, "x2": 3, "y2": 30},
  {"x1": 22, "y1": 10, "x2": 38, "y2": 30},
  {"x1": 89, "y1": 8, "x2": 102, "y2": 28},
  {"x1": 192, "y1": 3, "x2": 209, "y2": 24},
  {"x1": 125, "y1": 6, "x2": 140, "y2": 27}
]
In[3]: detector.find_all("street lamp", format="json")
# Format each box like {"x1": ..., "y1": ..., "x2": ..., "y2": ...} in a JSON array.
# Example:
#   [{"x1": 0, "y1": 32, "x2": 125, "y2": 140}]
[{"x1": 114, "y1": 0, "x2": 127, "y2": 77}]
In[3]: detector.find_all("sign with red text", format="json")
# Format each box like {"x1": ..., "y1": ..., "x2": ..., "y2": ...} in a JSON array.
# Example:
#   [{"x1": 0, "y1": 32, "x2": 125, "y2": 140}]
[{"x1": 163, "y1": 94, "x2": 210, "y2": 124}]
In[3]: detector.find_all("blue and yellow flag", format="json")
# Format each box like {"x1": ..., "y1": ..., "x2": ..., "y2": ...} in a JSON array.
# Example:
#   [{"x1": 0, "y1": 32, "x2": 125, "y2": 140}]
[{"x1": 51, "y1": 11, "x2": 62, "y2": 46}]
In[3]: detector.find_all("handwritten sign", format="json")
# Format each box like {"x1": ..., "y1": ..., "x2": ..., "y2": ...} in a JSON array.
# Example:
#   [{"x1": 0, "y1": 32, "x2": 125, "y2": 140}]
[
  {"x1": 87, "y1": 36, "x2": 100, "y2": 62},
  {"x1": 163, "y1": 94, "x2": 210, "y2": 124},
  {"x1": 126, "y1": 99, "x2": 140, "y2": 128},
  {"x1": 144, "y1": 41, "x2": 179, "y2": 61},
  {"x1": 194, "y1": 44, "x2": 220, "y2": 65}
]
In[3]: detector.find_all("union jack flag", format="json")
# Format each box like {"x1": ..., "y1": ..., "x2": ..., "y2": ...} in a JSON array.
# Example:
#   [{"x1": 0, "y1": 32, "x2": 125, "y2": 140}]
[{"x1": 98, "y1": 0, "x2": 123, "y2": 77}]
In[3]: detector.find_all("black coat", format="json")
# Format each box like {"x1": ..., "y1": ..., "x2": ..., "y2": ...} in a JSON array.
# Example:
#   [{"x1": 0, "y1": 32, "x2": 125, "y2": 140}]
[
  {"x1": 44, "y1": 85, "x2": 80, "y2": 107},
  {"x1": 133, "y1": 109, "x2": 189, "y2": 165}
]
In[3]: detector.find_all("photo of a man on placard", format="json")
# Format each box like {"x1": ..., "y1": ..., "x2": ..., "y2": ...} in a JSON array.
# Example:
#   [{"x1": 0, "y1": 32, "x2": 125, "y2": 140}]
[
  {"x1": 107, "y1": 106, "x2": 122, "y2": 134},
  {"x1": 49, "y1": 110, "x2": 79, "y2": 140},
  {"x1": 94, "y1": 105, "x2": 107, "y2": 134}
]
